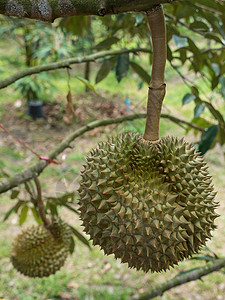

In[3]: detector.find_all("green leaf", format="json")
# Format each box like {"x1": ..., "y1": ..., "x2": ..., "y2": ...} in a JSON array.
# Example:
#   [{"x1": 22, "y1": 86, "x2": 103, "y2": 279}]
[
  {"x1": 130, "y1": 61, "x2": 151, "y2": 84},
  {"x1": 31, "y1": 207, "x2": 43, "y2": 224},
  {"x1": 19, "y1": 205, "x2": 29, "y2": 226},
  {"x1": 95, "y1": 57, "x2": 116, "y2": 84},
  {"x1": 46, "y1": 192, "x2": 76, "y2": 205},
  {"x1": 10, "y1": 189, "x2": 20, "y2": 199},
  {"x1": 48, "y1": 203, "x2": 58, "y2": 216},
  {"x1": 24, "y1": 182, "x2": 35, "y2": 198},
  {"x1": 175, "y1": 267, "x2": 202, "y2": 278},
  {"x1": 190, "y1": 255, "x2": 215, "y2": 262},
  {"x1": 219, "y1": 76, "x2": 225, "y2": 98},
  {"x1": 190, "y1": 21, "x2": 209, "y2": 32},
  {"x1": 94, "y1": 37, "x2": 120, "y2": 51},
  {"x1": 59, "y1": 16, "x2": 89, "y2": 37},
  {"x1": 3, "y1": 201, "x2": 23, "y2": 222},
  {"x1": 199, "y1": 125, "x2": 219, "y2": 155},
  {"x1": 204, "y1": 33, "x2": 222, "y2": 44},
  {"x1": 63, "y1": 203, "x2": 79, "y2": 215},
  {"x1": 69, "y1": 237, "x2": 75, "y2": 254},
  {"x1": 116, "y1": 53, "x2": 130, "y2": 83},
  {"x1": 76, "y1": 76, "x2": 99, "y2": 95},
  {"x1": 191, "y1": 117, "x2": 212, "y2": 129},
  {"x1": 182, "y1": 93, "x2": 196, "y2": 105},
  {"x1": 70, "y1": 226, "x2": 91, "y2": 249},
  {"x1": 194, "y1": 103, "x2": 205, "y2": 118}
]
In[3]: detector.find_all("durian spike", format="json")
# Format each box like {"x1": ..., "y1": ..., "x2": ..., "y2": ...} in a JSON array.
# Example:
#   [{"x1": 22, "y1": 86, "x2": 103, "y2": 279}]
[
  {"x1": 34, "y1": 177, "x2": 51, "y2": 227},
  {"x1": 143, "y1": 5, "x2": 167, "y2": 142}
]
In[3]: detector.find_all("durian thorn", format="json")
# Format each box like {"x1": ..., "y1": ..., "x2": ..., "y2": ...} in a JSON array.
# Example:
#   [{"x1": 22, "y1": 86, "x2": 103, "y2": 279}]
[
  {"x1": 34, "y1": 177, "x2": 51, "y2": 228},
  {"x1": 143, "y1": 5, "x2": 167, "y2": 141}
]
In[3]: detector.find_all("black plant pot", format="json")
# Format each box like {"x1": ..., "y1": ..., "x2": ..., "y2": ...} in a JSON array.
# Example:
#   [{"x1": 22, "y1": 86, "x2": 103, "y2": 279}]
[{"x1": 28, "y1": 100, "x2": 44, "y2": 118}]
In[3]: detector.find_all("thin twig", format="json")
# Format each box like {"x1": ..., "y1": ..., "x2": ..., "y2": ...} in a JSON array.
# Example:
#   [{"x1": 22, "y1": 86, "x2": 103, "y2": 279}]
[{"x1": 34, "y1": 177, "x2": 50, "y2": 227}]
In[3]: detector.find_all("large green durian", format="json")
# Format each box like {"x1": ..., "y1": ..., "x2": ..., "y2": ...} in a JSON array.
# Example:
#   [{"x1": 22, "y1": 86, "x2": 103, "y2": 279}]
[
  {"x1": 78, "y1": 132, "x2": 218, "y2": 272},
  {"x1": 10, "y1": 217, "x2": 72, "y2": 277}
]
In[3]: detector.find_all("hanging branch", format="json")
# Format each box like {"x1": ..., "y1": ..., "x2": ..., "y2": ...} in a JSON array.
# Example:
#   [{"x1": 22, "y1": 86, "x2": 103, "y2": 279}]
[
  {"x1": 132, "y1": 257, "x2": 225, "y2": 299},
  {"x1": 34, "y1": 177, "x2": 50, "y2": 227},
  {"x1": 143, "y1": 5, "x2": 167, "y2": 141},
  {"x1": 0, "y1": 113, "x2": 204, "y2": 195}
]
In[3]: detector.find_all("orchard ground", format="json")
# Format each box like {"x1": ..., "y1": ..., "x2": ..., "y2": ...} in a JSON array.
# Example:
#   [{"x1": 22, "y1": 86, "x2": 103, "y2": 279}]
[{"x1": 0, "y1": 39, "x2": 225, "y2": 300}]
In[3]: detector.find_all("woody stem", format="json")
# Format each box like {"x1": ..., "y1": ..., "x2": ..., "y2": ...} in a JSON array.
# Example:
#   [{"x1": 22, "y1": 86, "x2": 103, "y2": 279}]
[
  {"x1": 143, "y1": 5, "x2": 167, "y2": 141},
  {"x1": 34, "y1": 177, "x2": 51, "y2": 227}
]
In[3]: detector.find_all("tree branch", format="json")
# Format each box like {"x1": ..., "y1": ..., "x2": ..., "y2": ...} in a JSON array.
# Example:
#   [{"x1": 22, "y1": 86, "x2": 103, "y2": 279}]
[
  {"x1": 0, "y1": 113, "x2": 204, "y2": 194},
  {"x1": 0, "y1": 0, "x2": 175, "y2": 22},
  {"x1": 132, "y1": 257, "x2": 225, "y2": 299},
  {"x1": 0, "y1": 48, "x2": 151, "y2": 90}
]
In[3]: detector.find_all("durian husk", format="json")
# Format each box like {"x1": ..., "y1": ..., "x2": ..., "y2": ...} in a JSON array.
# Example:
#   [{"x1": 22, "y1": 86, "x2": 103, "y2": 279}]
[
  {"x1": 10, "y1": 217, "x2": 72, "y2": 278},
  {"x1": 78, "y1": 132, "x2": 219, "y2": 272}
]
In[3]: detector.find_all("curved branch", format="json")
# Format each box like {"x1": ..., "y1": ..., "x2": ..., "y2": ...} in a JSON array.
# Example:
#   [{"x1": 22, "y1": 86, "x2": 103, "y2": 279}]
[
  {"x1": 0, "y1": 48, "x2": 151, "y2": 90},
  {"x1": 34, "y1": 177, "x2": 50, "y2": 227},
  {"x1": 132, "y1": 257, "x2": 225, "y2": 299},
  {"x1": 0, "y1": 0, "x2": 175, "y2": 22},
  {"x1": 0, "y1": 113, "x2": 204, "y2": 194}
]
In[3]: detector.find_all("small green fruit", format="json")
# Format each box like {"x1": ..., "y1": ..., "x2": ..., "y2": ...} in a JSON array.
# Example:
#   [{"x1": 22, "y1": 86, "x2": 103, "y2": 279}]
[{"x1": 10, "y1": 217, "x2": 72, "y2": 277}]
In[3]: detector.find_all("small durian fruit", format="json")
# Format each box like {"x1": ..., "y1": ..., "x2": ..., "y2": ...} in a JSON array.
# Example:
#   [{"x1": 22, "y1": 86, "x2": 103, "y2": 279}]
[
  {"x1": 10, "y1": 217, "x2": 72, "y2": 277},
  {"x1": 78, "y1": 132, "x2": 219, "y2": 272}
]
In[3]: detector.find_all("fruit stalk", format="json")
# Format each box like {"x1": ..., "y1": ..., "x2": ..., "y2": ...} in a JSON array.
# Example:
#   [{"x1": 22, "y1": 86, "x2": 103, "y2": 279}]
[
  {"x1": 143, "y1": 5, "x2": 167, "y2": 141},
  {"x1": 34, "y1": 177, "x2": 50, "y2": 227}
]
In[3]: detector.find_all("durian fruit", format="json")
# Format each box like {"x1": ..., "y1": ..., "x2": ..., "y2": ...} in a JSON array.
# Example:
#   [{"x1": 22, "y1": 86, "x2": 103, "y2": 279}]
[
  {"x1": 10, "y1": 217, "x2": 72, "y2": 277},
  {"x1": 78, "y1": 132, "x2": 219, "y2": 272}
]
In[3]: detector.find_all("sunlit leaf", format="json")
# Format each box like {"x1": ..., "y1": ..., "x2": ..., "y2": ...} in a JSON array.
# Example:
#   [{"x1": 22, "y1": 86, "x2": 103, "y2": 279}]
[
  {"x1": 19, "y1": 205, "x2": 29, "y2": 226},
  {"x1": 76, "y1": 76, "x2": 99, "y2": 95}
]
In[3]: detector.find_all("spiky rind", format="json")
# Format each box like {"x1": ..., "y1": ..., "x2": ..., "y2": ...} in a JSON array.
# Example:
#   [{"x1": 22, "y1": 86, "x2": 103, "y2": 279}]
[
  {"x1": 79, "y1": 132, "x2": 218, "y2": 272},
  {"x1": 10, "y1": 217, "x2": 72, "y2": 278}
]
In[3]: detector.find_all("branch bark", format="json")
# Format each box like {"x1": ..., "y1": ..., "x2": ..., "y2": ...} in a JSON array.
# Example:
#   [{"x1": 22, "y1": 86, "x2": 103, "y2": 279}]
[
  {"x1": 132, "y1": 257, "x2": 225, "y2": 299},
  {"x1": 0, "y1": 48, "x2": 151, "y2": 90},
  {"x1": 34, "y1": 177, "x2": 50, "y2": 227},
  {"x1": 0, "y1": 113, "x2": 204, "y2": 194},
  {"x1": 0, "y1": 0, "x2": 175, "y2": 21}
]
